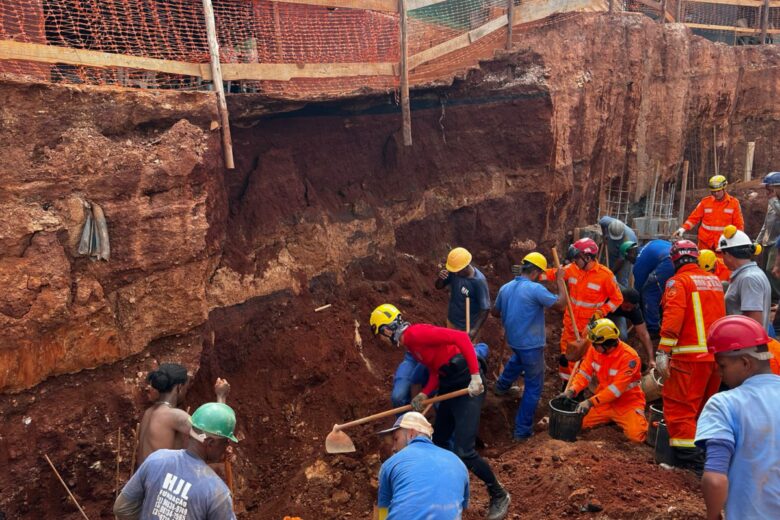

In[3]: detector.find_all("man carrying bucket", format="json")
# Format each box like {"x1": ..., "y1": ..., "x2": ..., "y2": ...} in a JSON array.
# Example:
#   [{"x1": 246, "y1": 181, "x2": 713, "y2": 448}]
[{"x1": 559, "y1": 318, "x2": 648, "y2": 442}]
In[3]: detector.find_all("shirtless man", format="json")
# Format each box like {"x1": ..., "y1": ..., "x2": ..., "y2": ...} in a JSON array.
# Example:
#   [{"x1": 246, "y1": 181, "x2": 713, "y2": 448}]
[{"x1": 136, "y1": 363, "x2": 230, "y2": 466}]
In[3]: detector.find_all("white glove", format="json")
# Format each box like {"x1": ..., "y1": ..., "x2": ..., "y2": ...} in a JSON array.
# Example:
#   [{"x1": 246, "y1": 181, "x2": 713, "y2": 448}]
[
  {"x1": 673, "y1": 227, "x2": 685, "y2": 238},
  {"x1": 467, "y1": 374, "x2": 484, "y2": 397},
  {"x1": 655, "y1": 351, "x2": 670, "y2": 380}
]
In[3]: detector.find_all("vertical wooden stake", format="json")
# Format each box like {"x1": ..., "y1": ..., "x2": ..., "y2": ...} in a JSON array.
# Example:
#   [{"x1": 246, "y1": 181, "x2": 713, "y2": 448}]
[
  {"x1": 676, "y1": 0, "x2": 684, "y2": 22},
  {"x1": 679, "y1": 160, "x2": 689, "y2": 225},
  {"x1": 44, "y1": 454, "x2": 91, "y2": 520},
  {"x1": 660, "y1": 0, "x2": 667, "y2": 23},
  {"x1": 713, "y1": 126, "x2": 719, "y2": 177},
  {"x1": 399, "y1": 0, "x2": 412, "y2": 147},
  {"x1": 506, "y1": 0, "x2": 514, "y2": 50},
  {"x1": 115, "y1": 427, "x2": 122, "y2": 497},
  {"x1": 744, "y1": 142, "x2": 756, "y2": 182},
  {"x1": 202, "y1": 0, "x2": 235, "y2": 169},
  {"x1": 762, "y1": 0, "x2": 770, "y2": 44},
  {"x1": 609, "y1": 0, "x2": 614, "y2": 13}
]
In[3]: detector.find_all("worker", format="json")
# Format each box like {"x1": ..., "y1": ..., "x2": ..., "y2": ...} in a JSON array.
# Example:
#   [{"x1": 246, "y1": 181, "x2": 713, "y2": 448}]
[
  {"x1": 770, "y1": 337, "x2": 780, "y2": 375},
  {"x1": 114, "y1": 402, "x2": 239, "y2": 520},
  {"x1": 757, "y1": 172, "x2": 780, "y2": 299},
  {"x1": 370, "y1": 304, "x2": 510, "y2": 520},
  {"x1": 606, "y1": 287, "x2": 655, "y2": 369},
  {"x1": 698, "y1": 249, "x2": 730, "y2": 283},
  {"x1": 376, "y1": 412, "x2": 469, "y2": 519},
  {"x1": 695, "y1": 315, "x2": 780, "y2": 520},
  {"x1": 435, "y1": 247, "x2": 491, "y2": 341},
  {"x1": 717, "y1": 225, "x2": 771, "y2": 332},
  {"x1": 657, "y1": 240, "x2": 726, "y2": 472},
  {"x1": 674, "y1": 174, "x2": 744, "y2": 251},
  {"x1": 560, "y1": 318, "x2": 648, "y2": 442},
  {"x1": 599, "y1": 216, "x2": 638, "y2": 287},
  {"x1": 492, "y1": 252, "x2": 567, "y2": 441},
  {"x1": 541, "y1": 238, "x2": 623, "y2": 383},
  {"x1": 390, "y1": 353, "x2": 429, "y2": 408},
  {"x1": 137, "y1": 363, "x2": 230, "y2": 466},
  {"x1": 632, "y1": 239, "x2": 674, "y2": 336}
]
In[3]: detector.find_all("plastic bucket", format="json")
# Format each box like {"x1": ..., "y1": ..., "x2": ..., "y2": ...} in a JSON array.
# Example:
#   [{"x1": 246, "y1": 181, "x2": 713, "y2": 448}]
[
  {"x1": 654, "y1": 419, "x2": 676, "y2": 466},
  {"x1": 641, "y1": 367, "x2": 664, "y2": 402},
  {"x1": 645, "y1": 404, "x2": 664, "y2": 447},
  {"x1": 548, "y1": 397, "x2": 583, "y2": 442}
]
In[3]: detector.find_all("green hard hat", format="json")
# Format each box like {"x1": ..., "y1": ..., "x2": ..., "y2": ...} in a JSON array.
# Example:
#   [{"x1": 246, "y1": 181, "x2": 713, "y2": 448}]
[
  {"x1": 190, "y1": 402, "x2": 238, "y2": 442},
  {"x1": 619, "y1": 241, "x2": 638, "y2": 258}
]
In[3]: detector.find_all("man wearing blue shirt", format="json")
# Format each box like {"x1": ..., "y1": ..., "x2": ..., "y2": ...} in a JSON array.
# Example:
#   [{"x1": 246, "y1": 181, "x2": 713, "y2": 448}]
[
  {"x1": 377, "y1": 412, "x2": 471, "y2": 520},
  {"x1": 695, "y1": 315, "x2": 780, "y2": 520},
  {"x1": 492, "y1": 252, "x2": 567, "y2": 441},
  {"x1": 435, "y1": 247, "x2": 491, "y2": 341},
  {"x1": 632, "y1": 239, "x2": 674, "y2": 335}
]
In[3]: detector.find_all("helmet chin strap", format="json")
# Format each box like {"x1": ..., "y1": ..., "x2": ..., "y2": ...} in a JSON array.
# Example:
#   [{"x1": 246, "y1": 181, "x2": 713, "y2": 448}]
[{"x1": 390, "y1": 320, "x2": 410, "y2": 346}]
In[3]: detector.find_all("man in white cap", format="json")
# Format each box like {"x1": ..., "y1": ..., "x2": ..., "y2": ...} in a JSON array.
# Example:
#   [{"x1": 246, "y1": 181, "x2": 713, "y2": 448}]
[
  {"x1": 377, "y1": 412, "x2": 470, "y2": 520},
  {"x1": 599, "y1": 216, "x2": 637, "y2": 287}
]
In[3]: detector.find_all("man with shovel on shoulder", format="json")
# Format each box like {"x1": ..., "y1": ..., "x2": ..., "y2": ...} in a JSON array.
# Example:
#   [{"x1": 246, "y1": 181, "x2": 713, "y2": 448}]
[{"x1": 370, "y1": 304, "x2": 511, "y2": 520}]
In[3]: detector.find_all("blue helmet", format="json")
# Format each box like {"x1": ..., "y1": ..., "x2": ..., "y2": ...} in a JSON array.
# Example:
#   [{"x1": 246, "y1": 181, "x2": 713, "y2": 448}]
[{"x1": 762, "y1": 172, "x2": 780, "y2": 186}]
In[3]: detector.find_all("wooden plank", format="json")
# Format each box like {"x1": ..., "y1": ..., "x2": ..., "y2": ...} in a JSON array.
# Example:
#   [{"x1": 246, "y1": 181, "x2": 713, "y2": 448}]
[
  {"x1": 506, "y1": 0, "x2": 515, "y2": 49},
  {"x1": 684, "y1": 0, "x2": 779, "y2": 6},
  {"x1": 0, "y1": 40, "x2": 203, "y2": 77},
  {"x1": 399, "y1": 0, "x2": 412, "y2": 146},
  {"x1": 685, "y1": 22, "x2": 780, "y2": 33},
  {"x1": 220, "y1": 62, "x2": 396, "y2": 80},
  {"x1": 408, "y1": 16, "x2": 507, "y2": 70},
  {"x1": 203, "y1": 0, "x2": 234, "y2": 170},
  {"x1": 514, "y1": 0, "x2": 608, "y2": 25},
  {"x1": 762, "y1": 0, "x2": 770, "y2": 43},
  {"x1": 744, "y1": 142, "x2": 756, "y2": 182},
  {"x1": 406, "y1": 0, "x2": 446, "y2": 10},
  {"x1": 268, "y1": 0, "x2": 398, "y2": 12}
]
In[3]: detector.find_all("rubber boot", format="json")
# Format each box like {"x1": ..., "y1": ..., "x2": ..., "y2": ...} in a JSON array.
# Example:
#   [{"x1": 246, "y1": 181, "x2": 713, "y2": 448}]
[
  {"x1": 486, "y1": 481, "x2": 510, "y2": 520},
  {"x1": 673, "y1": 447, "x2": 705, "y2": 477}
]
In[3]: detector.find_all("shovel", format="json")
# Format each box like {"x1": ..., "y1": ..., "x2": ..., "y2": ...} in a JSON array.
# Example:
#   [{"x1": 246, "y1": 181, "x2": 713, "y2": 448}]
[
  {"x1": 552, "y1": 247, "x2": 584, "y2": 392},
  {"x1": 325, "y1": 388, "x2": 470, "y2": 453}
]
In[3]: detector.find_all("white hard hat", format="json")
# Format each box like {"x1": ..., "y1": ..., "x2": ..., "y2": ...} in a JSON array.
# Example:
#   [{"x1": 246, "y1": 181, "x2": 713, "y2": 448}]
[
  {"x1": 717, "y1": 225, "x2": 752, "y2": 251},
  {"x1": 607, "y1": 220, "x2": 625, "y2": 241}
]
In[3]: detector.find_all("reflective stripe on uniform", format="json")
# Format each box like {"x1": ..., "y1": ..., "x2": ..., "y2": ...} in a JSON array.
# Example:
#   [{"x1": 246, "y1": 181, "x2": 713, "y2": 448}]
[
  {"x1": 570, "y1": 297, "x2": 604, "y2": 309},
  {"x1": 660, "y1": 337, "x2": 678, "y2": 347},
  {"x1": 724, "y1": 208, "x2": 734, "y2": 214},
  {"x1": 670, "y1": 438, "x2": 697, "y2": 448},
  {"x1": 608, "y1": 384, "x2": 622, "y2": 397},
  {"x1": 691, "y1": 291, "x2": 707, "y2": 346},
  {"x1": 626, "y1": 381, "x2": 640, "y2": 390},
  {"x1": 605, "y1": 301, "x2": 618, "y2": 312},
  {"x1": 578, "y1": 370, "x2": 592, "y2": 382},
  {"x1": 586, "y1": 283, "x2": 601, "y2": 291},
  {"x1": 592, "y1": 362, "x2": 601, "y2": 371},
  {"x1": 672, "y1": 345, "x2": 709, "y2": 354},
  {"x1": 701, "y1": 223, "x2": 725, "y2": 232},
  {"x1": 608, "y1": 369, "x2": 618, "y2": 376},
  {"x1": 559, "y1": 372, "x2": 571, "y2": 380}
]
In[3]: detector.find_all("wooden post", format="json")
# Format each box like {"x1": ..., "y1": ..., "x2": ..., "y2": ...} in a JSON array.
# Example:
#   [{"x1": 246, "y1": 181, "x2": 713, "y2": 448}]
[
  {"x1": 660, "y1": 0, "x2": 667, "y2": 23},
  {"x1": 745, "y1": 142, "x2": 756, "y2": 182},
  {"x1": 506, "y1": 0, "x2": 514, "y2": 50},
  {"x1": 713, "y1": 126, "x2": 719, "y2": 177},
  {"x1": 609, "y1": 0, "x2": 614, "y2": 13},
  {"x1": 677, "y1": 0, "x2": 683, "y2": 22},
  {"x1": 679, "y1": 160, "x2": 689, "y2": 225},
  {"x1": 202, "y1": 0, "x2": 235, "y2": 169},
  {"x1": 399, "y1": 0, "x2": 412, "y2": 146},
  {"x1": 762, "y1": 0, "x2": 770, "y2": 44}
]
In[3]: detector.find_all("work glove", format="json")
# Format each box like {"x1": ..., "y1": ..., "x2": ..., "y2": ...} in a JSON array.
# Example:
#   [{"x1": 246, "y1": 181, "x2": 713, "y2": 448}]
[
  {"x1": 655, "y1": 350, "x2": 671, "y2": 380},
  {"x1": 673, "y1": 227, "x2": 685, "y2": 238},
  {"x1": 556, "y1": 389, "x2": 575, "y2": 400},
  {"x1": 511, "y1": 264, "x2": 523, "y2": 276},
  {"x1": 411, "y1": 392, "x2": 428, "y2": 412},
  {"x1": 467, "y1": 374, "x2": 485, "y2": 397},
  {"x1": 438, "y1": 269, "x2": 449, "y2": 280},
  {"x1": 592, "y1": 310, "x2": 604, "y2": 320},
  {"x1": 575, "y1": 399, "x2": 592, "y2": 415}
]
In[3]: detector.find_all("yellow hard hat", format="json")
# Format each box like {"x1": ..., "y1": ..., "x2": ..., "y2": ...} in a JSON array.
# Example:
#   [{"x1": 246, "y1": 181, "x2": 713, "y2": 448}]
[
  {"x1": 522, "y1": 252, "x2": 548, "y2": 271},
  {"x1": 445, "y1": 247, "x2": 472, "y2": 272},
  {"x1": 698, "y1": 249, "x2": 717, "y2": 272},
  {"x1": 586, "y1": 318, "x2": 620, "y2": 344},
  {"x1": 370, "y1": 304, "x2": 401, "y2": 335},
  {"x1": 709, "y1": 175, "x2": 728, "y2": 191}
]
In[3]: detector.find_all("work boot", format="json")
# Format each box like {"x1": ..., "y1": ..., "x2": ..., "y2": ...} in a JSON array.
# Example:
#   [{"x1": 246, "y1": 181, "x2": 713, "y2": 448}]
[
  {"x1": 493, "y1": 383, "x2": 522, "y2": 398},
  {"x1": 673, "y1": 447, "x2": 705, "y2": 477},
  {"x1": 486, "y1": 482, "x2": 510, "y2": 520}
]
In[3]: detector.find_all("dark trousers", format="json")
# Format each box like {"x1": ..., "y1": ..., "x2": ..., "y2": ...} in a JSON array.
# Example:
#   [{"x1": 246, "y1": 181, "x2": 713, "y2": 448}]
[{"x1": 432, "y1": 386, "x2": 498, "y2": 488}]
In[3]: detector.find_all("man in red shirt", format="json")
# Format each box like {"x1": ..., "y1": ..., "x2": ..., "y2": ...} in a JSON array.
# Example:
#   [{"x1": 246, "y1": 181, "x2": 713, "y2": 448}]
[{"x1": 371, "y1": 304, "x2": 511, "y2": 520}]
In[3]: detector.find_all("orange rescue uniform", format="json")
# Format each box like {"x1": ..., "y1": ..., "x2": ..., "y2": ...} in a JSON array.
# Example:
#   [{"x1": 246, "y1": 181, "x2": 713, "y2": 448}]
[
  {"x1": 681, "y1": 192, "x2": 744, "y2": 251},
  {"x1": 543, "y1": 262, "x2": 623, "y2": 381},
  {"x1": 769, "y1": 338, "x2": 780, "y2": 376},
  {"x1": 569, "y1": 340, "x2": 648, "y2": 442},
  {"x1": 712, "y1": 256, "x2": 731, "y2": 282},
  {"x1": 659, "y1": 263, "x2": 726, "y2": 449}
]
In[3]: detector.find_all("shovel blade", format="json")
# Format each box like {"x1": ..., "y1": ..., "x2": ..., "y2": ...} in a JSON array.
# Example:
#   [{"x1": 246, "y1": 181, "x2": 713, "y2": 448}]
[{"x1": 325, "y1": 429, "x2": 356, "y2": 454}]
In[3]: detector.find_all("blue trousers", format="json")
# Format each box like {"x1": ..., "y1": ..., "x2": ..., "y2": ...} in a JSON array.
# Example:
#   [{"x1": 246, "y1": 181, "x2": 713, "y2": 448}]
[
  {"x1": 391, "y1": 343, "x2": 489, "y2": 407},
  {"x1": 495, "y1": 346, "x2": 545, "y2": 438},
  {"x1": 640, "y1": 273, "x2": 664, "y2": 334}
]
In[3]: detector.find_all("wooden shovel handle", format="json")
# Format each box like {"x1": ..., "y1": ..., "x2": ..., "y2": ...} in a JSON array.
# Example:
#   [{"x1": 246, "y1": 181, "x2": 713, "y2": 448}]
[
  {"x1": 551, "y1": 247, "x2": 581, "y2": 341},
  {"x1": 564, "y1": 360, "x2": 581, "y2": 393},
  {"x1": 334, "y1": 388, "x2": 470, "y2": 431}
]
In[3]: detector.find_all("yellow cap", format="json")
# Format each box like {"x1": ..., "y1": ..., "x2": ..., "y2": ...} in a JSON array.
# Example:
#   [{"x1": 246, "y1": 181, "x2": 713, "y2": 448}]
[{"x1": 445, "y1": 247, "x2": 472, "y2": 272}]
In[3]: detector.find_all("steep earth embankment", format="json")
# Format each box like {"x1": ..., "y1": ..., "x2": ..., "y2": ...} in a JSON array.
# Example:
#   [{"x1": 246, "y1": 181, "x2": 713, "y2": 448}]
[{"x1": 0, "y1": 12, "x2": 779, "y2": 519}]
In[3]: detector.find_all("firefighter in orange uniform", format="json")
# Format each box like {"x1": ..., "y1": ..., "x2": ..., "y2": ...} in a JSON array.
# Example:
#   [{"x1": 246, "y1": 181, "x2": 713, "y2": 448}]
[
  {"x1": 674, "y1": 175, "x2": 744, "y2": 251},
  {"x1": 698, "y1": 249, "x2": 730, "y2": 283},
  {"x1": 656, "y1": 240, "x2": 726, "y2": 472},
  {"x1": 769, "y1": 338, "x2": 780, "y2": 376},
  {"x1": 561, "y1": 318, "x2": 647, "y2": 442},
  {"x1": 542, "y1": 238, "x2": 623, "y2": 385}
]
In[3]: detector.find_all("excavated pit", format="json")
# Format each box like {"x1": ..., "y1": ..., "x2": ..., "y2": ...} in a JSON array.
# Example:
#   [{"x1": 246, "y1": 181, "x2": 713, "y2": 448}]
[{"x1": 1, "y1": 13, "x2": 780, "y2": 519}]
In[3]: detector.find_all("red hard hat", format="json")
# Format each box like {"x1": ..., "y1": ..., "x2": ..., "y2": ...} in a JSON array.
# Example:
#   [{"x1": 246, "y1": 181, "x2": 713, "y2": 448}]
[
  {"x1": 670, "y1": 239, "x2": 699, "y2": 262},
  {"x1": 573, "y1": 238, "x2": 598, "y2": 256},
  {"x1": 706, "y1": 315, "x2": 770, "y2": 354}
]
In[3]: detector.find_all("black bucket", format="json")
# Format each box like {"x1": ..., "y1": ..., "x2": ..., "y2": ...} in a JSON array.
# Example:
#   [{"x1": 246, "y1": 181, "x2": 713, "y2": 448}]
[
  {"x1": 548, "y1": 397, "x2": 583, "y2": 442},
  {"x1": 646, "y1": 404, "x2": 664, "y2": 447},
  {"x1": 654, "y1": 419, "x2": 676, "y2": 466}
]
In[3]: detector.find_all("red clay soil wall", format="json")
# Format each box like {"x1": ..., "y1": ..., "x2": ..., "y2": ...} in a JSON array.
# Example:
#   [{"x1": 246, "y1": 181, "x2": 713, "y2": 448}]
[{"x1": 0, "y1": 12, "x2": 779, "y2": 519}]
